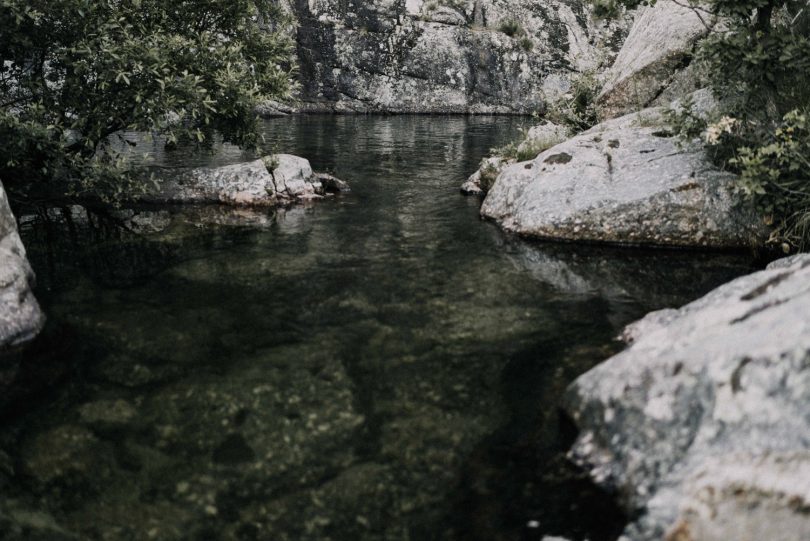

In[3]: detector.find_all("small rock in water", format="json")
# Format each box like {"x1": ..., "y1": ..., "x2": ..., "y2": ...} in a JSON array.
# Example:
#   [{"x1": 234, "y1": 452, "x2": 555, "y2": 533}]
[{"x1": 78, "y1": 399, "x2": 137, "y2": 428}]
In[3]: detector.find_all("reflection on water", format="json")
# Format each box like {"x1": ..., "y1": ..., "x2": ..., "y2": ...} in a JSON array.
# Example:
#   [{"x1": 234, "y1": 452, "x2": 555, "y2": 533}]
[{"x1": 1, "y1": 116, "x2": 756, "y2": 541}]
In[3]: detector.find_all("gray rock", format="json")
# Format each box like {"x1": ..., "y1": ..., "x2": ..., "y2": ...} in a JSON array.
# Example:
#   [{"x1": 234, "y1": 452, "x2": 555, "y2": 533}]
[
  {"x1": 271, "y1": 0, "x2": 631, "y2": 114},
  {"x1": 0, "y1": 499, "x2": 78, "y2": 541},
  {"x1": 517, "y1": 122, "x2": 570, "y2": 157},
  {"x1": 315, "y1": 172, "x2": 351, "y2": 193},
  {"x1": 564, "y1": 254, "x2": 810, "y2": 540},
  {"x1": 597, "y1": 0, "x2": 713, "y2": 119},
  {"x1": 461, "y1": 121, "x2": 568, "y2": 196},
  {"x1": 668, "y1": 452, "x2": 810, "y2": 541},
  {"x1": 462, "y1": 156, "x2": 511, "y2": 195},
  {"x1": 146, "y1": 155, "x2": 348, "y2": 207},
  {"x1": 78, "y1": 399, "x2": 138, "y2": 429},
  {"x1": 0, "y1": 180, "x2": 45, "y2": 351},
  {"x1": 480, "y1": 108, "x2": 767, "y2": 248},
  {"x1": 150, "y1": 159, "x2": 279, "y2": 206}
]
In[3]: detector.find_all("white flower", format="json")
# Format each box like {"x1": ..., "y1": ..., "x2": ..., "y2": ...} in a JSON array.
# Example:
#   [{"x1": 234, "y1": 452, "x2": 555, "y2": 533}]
[{"x1": 704, "y1": 116, "x2": 737, "y2": 145}]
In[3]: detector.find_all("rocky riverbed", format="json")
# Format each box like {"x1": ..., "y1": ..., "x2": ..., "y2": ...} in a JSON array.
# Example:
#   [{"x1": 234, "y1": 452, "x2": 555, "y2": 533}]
[{"x1": 0, "y1": 114, "x2": 765, "y2": 541}]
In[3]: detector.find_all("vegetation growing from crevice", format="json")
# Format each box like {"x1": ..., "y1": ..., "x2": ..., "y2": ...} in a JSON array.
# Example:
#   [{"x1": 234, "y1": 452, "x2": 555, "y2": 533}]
[
  {"x1": 545, "y1": 70, "x2": 601, "y2": 132},
  {"x1": 0, "y1": 0, "x2": 294, "y2": 202},
  {"x1": 498, "y1": 19, "x2": 524, "y2": 37},
  {"x1": 490, "y1": 131, "x2": 567, "y2": 163},
  {"x1": 601, "y1": 0, "x2": 810, "y2": 250}
]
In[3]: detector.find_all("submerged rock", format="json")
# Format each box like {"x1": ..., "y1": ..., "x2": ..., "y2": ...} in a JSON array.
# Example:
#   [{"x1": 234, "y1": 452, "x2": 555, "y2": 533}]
[
  {"x1": 480, "y1": 107, "x2": 767, "y2": 248},
  {"x1": 146, "y1": 155, "x2": 348, "y2": 207},
  {"x1": 596, "y1": 0, "x2": 713, "y2": 119},
  {"x1": 564, "y1": 254, "x2": 810, "y2": 540},
  {"x1": 0, "y1": 180, "x2": 45, "y2": 351}
]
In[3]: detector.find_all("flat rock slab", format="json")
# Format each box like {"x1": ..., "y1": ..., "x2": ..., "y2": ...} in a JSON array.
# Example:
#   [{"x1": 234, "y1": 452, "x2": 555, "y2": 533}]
[
  {"x1": 480, "y1": 109, "x2": 767, "y2": 249},
  {"x1": 146, "y1": 155, "x2": 347, "y2": 207},
  {"x1": 564, "y1": 254, "x2": 810, "y2": 540},
  {"x1": 0, "y1": 181, "x2": 44, "y2": 351}
]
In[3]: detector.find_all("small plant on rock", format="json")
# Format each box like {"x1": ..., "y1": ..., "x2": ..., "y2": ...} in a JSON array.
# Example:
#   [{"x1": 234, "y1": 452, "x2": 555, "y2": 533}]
[
  {"x1": 498, "y1": 19, "x2": 523, "y2": 37},
  {"x1": 546, "y1": 70, "x2": 601, "y2": 132}
]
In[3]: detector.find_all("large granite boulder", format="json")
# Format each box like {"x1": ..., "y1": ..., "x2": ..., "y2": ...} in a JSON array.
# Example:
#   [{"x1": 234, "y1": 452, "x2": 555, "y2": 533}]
[
  {"x1": 271, "y1": 0, "x2": 631, "y2": 114},
  {"x1": 145, "y1": 155, "x2": 348, "y2": 207},
  {"x1": 0, "y1": 181, "x2": 45, "y2": 351},
  {"x1": 479, "y1": 107, "x2": 767, "y2": 249},
  {"x1": 596, "y1": 0, "x2": 713, "y2": 119},
  {"x1": 564, "y1": 254, "x2": 810, "y2": 540}
]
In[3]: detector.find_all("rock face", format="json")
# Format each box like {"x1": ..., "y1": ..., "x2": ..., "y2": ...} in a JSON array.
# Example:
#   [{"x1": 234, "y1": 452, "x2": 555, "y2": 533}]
[
  {"x1": 0, "y1": 181, "x2": 45, "y2": 351},
  {"x1": 596, "y1": 0, "x2": 712, "y2": 119},
  {"x1": 272, "y1": 0, "x2": 629, "y2": 114},
  {"x1": 564, "y1": 254, "x2": 810, "y2": 540},
  {"x1": 146, "y1": 155, "x2": 347, "y2": 207},
  {"x1": 479, "y1": 107, "x2": 766, "y2": 248}
]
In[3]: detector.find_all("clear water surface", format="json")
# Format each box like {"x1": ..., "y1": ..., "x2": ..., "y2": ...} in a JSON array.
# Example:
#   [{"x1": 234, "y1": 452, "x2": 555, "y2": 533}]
[{"x1": 0, "y1": 115, "x2": 757, "y2": 541}]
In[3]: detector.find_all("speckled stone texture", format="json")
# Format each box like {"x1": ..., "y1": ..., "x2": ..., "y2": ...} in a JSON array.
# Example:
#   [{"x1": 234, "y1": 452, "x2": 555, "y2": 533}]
[
  {"x1": 269, "y1": 0, "x2": 630, "y2": 114},
  {"x1": 146, "y1": 155, "x2": 348, "y2": 207},
  {"x1": 596, "y1": 0, "x2": 713, "y2": 119},
  {"x1": 480, "y1": 107, "x2": 767, "y2": 248},
  {"x1": 565, "y1": 254, "x2": 810, "y2": 540},
  {"x1": 0, "y1": 180, "x2": 44, "y2": 351}
]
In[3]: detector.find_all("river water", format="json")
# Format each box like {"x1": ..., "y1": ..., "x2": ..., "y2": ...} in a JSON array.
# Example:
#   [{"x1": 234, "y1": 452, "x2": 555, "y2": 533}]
[{"x1": 1, "y1": 116, "x2": 756, "y2": 541}]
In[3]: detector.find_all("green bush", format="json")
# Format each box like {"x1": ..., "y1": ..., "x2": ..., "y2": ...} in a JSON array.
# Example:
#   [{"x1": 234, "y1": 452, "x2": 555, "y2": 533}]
[
  {"x1": 732, "y1": 111, "x2": 810, "y2": 250},
  {"x1": 546, "y1": 70, "x2": 601, "y2": 132},
  {"x1": 601, "y1": 0, "x2": 810, "y2": 250},
  {"x1": 0, "y1": 0, "x2": 294, "y2": 201}
]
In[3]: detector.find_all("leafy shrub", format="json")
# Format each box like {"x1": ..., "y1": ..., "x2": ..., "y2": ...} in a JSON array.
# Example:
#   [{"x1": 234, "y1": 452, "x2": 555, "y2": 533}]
[
  {"x1": 600, "y1": 0, "x2": 810, "y2": 250},
  {"x1": 732, "y1": 111, "x2": 810, "y2": 250},
  {"x1": 0, "y1": 0, "x2": 294, "y2": 200},
  {"x1": 546, "y1": 70, "x2": 601, "y2": 132}
]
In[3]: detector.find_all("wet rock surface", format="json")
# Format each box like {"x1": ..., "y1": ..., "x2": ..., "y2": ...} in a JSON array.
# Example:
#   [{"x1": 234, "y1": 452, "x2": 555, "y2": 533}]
[
  {"x1": 565, "y1": 254, "x2": 810, "y2": 540},
  {"x1": 0, "y1": 181, "x2": 45, "y2": 355},
  {"x1": 480, "y1": 107, "x2": 767, "y2": 248}
]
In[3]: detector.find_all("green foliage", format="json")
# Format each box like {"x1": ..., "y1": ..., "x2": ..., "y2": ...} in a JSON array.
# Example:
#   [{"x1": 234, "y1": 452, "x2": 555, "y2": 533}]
[
  {"x1": 490, "y1": 128, "x2": 567, "y2": 163},
  {"x1": 732, "y1": 111, "x2": 810, "y2": 249},
  {"x1": 663, "y1": 96, "x2": 707, "y2": 140},
  {"x1": 546, "y1": 70, "x2": 601, "y2": 132},
  {"x1": 498, "y1": 20, "x2": 523, "y2": 38},
  {"x1": 0, "y1": 0, "x2": 294, "y2": 200},
  {"x1": 600, "y1": 0, "x2": 810, "y2": 250},
  {"x1": 479, "y1": 161, "x2": 502, "y2": 192}
]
